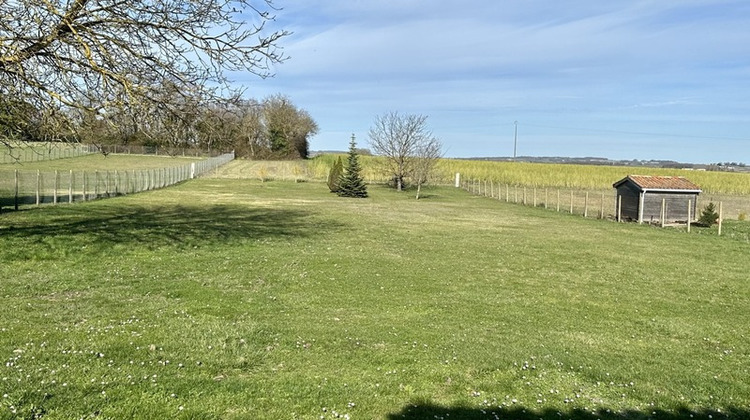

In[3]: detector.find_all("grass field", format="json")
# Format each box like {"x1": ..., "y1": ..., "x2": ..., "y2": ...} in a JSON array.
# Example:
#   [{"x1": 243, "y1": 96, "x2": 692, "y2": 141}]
[{"x1": 1, "y1": 177, "x2": 749, "y2": 419}]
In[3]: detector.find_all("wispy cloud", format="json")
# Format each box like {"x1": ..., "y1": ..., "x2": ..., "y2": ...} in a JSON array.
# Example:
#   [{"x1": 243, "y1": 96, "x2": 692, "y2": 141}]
[{"x1": 240, "y1": 0, "x2": 750, "y2": 163}]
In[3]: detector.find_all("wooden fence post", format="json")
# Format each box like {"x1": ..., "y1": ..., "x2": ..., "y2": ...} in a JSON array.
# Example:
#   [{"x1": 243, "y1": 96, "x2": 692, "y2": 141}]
[
  {"x1": 82, "y1": 172, "x2": 87, "y2": 201},
  {"x1": 569, "y1": 191, "x2": 574, "y2": 214},
  {"x1": 557, "y1": 190, "x2": 560, "y2": 212},
  {"x1": 533, "y1": 188, "x2": 537, "y2": 207},
  {"x1": 718, "y1": 202, "x2": 723, "y2": 236},
  {"x1": 544, "y1": 189, "x2": 548, "y2": 209},
  {"x1": 687, "y1": 199, "x2": 692, "y2": 233},
  {"x1": 660, "y1": 198, "x2": 666, "y2": 227},
  {"x1": 584, "y1": 192, "x2": 589, "y2": 218},
  {"x1": 617, "y1": 195, "x2": 622, "y2": 222},
  {"x1": 600, "y1": 193, "x2": 605, "y2": 219},
  {"x1": 68, "y1": 170, "x2": 73, "y2": 204}
]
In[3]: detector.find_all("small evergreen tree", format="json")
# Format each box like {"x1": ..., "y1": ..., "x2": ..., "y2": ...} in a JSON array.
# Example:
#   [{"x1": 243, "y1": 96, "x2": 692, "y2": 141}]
[
  {"x1": 337, "y1": 134, "x2": 368, "y2": 198},
  {"x1": 327, "y1": 156, "x2": 343, "y2": 192},
  {"x1": 698, "y1": 202, "x2": 719, "y2": 226}
]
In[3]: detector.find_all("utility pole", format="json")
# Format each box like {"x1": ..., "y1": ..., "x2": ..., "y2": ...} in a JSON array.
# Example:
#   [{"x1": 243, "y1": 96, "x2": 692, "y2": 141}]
[{"x1": 513, "y1": 121, "x2": 518, "y2": 160}]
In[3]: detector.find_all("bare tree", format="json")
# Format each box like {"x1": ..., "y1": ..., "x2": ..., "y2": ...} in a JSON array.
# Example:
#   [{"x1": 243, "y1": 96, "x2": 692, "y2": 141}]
[
  {"x1": 368, "y1": 112, "x2": 441, "y2": 191},
  {"x1": 0, "y1": 0, "x2": 289, "y2": 141},
  {"x1": 412, "y1": 137, "x2": 443, "y2": 199}
]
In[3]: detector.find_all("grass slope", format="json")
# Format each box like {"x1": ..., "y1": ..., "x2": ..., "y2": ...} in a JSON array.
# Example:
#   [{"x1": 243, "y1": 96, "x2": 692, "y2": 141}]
[{"x1": 0, "y1": 180, "x2": 748, "y2": 419}]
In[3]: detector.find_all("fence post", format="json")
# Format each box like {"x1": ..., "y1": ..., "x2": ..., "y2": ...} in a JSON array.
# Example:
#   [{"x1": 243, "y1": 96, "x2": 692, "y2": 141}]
[
  {"x1": 533, "y1": 188, "x2": 537, "y2": 207},
  {"x1": 570, "y1": 191, "x2": 574, "y2": 214},
  {"x1": 557, "y1": 190, "x2": 560, "y2": 212},
  {"x1": 53, "y1": 170, "x2": 59, "y2": 205},
  {"x1": 718, "y1": 202, "x2": 723, "y2": 236},
  {"x1": 36, "y1": 170, "x2": 41, "y2": 206},
  {"x1": 69, "y1": 170, "x2": 73, "y2": 204},
  {"x1": 505, "y1": 184, "x2": 509, "y2": 202},
  {"x1": 584, "y1": 192, "x2": 589, "y2": 218},
  {"x1": 660, "y1": 198, "x2": 666, "y2": 227},
  {"x1": 600, "y1": 193, "x2": 604, "y2": 219},
  {"x1": 455, "y1": 173, "x2": 460, "y2": 188},
  {"x1": 687, "y1": 199, "x2": 692, "y2": 233},
  {"x1": 190, "y1": 162, "x2": 196, "y2": 179},
  {"x1": 14, "y1": 169, "x2": 19, "y2": 210},
  {"x1": 82, "y1": 172, "x2": 87, "y2": 201},
  {"x1": 544, "y1": 189, "x2": 548, "y2": 209},
  {"x1": 617, "y1": 195, "x2": 622, "y2": 222}
]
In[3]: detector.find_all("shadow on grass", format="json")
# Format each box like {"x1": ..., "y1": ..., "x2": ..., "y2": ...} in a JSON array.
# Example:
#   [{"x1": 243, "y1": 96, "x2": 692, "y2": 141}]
[
  {"x1": 0, "y1": 203, "x2": 341, "y2": 251},
  {"x1": 387, "y1": 403, "x2": 743, "y2": 420}
]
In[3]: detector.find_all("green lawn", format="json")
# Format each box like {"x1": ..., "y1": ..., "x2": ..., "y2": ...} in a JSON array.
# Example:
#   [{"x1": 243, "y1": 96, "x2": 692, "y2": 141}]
[{"x1": 0, "y1": 180, "x2": 748, "y2": 419}]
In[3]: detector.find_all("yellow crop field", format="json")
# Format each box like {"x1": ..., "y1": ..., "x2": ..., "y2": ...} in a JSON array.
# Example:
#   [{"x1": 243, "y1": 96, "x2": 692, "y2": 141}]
[{"x1": 216, "y1": 155, "x2": 750, "y2": 196}]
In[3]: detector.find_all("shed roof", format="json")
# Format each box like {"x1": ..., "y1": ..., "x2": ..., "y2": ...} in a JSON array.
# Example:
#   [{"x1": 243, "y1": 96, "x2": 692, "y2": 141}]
[{"x1": 613, "y1": 175, "x2": 701, "y2": 192}]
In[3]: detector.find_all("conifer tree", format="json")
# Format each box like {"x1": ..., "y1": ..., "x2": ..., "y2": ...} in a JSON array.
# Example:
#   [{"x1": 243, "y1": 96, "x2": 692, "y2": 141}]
[
  {"x1": 338, "y1": 134, "x2": 368, "y2": 198},
  {"x1": 327, "y1": 156, "x2": 344, "y2": 192}
]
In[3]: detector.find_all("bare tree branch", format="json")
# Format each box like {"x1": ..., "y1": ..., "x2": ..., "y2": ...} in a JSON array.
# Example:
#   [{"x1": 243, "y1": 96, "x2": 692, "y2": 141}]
[{"x1": 0, "y1": 0, "x2": 289, "y2": 139}]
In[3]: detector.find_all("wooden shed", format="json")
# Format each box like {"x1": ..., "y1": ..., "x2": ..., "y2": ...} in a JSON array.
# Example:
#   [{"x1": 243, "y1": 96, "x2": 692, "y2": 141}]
[{"x1": 613, "y1": 175, "x2": 701, "y2": 224}]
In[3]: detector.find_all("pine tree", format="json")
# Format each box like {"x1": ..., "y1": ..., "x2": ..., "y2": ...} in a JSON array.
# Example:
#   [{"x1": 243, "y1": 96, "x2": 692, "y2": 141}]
[
  {"x1": 337, "y1": 134, "x2": 368, "y2": 198},
  {"x1": 698, "y1": 202, "x2": 719, "y2": 226},
  {"x1": 327, "y1": 156, "x2": 343, "y2": 192}
]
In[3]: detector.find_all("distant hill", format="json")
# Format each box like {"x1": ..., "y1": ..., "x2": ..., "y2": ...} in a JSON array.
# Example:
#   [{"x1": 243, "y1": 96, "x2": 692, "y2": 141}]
[{"x1": 311, "y1": 151, "x2": 749, "y2": 173}]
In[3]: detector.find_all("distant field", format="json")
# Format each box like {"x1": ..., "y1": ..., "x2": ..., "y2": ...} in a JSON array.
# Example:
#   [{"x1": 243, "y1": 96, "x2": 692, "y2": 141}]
[
  {"x1": 1, "y1": 179, "x2": 748, "y2": 418},
  {"x1": 219, "y1": 157, "x2": 750, "y2": 219}
]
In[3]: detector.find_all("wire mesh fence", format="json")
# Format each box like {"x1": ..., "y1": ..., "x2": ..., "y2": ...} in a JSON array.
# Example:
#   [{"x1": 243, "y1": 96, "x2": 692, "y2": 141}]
[
  {"x1": 0, "y1": 152, "x2": 234, "y2": 212},
  {"x1": 461, "y1": 177, "x2": 750, "y2": 222},
  {"x1": 0, "y1": 143, "x2": 97, "y2": 164}
]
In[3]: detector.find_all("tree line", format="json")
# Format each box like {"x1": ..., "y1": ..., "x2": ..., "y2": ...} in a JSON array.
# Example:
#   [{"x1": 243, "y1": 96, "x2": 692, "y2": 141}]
[{"x1": 1, "y1": 92, "x2": 317, "y2": 159}]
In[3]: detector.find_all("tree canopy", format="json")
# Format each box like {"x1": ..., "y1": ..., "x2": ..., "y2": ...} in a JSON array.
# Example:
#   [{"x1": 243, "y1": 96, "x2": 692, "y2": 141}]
[{"x1": 0, "y1": 0, "x2": 288, "y2": 144}]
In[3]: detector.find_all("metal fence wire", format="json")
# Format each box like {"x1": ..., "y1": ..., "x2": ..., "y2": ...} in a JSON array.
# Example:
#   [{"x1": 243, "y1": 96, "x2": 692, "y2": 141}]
[{"x1": 0, "y1": 152, "x2": 234, "y2": 212}]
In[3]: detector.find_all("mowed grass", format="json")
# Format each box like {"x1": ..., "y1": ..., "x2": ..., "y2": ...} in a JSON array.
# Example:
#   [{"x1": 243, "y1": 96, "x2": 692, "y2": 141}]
[{"x1": 1, "y1": 180, "x2": 749, "y2": 419}]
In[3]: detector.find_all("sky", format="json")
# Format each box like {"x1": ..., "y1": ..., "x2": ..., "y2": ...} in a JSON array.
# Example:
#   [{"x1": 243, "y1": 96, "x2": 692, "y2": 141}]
[{"x1": 235, "y1": 0, "x2": 750, "y2": 164}]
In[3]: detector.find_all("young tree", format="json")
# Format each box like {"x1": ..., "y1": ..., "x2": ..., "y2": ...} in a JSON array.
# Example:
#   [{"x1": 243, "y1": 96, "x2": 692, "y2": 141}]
[
  {"x1": 337, "y1": 135, "x2": 368, "y2": 198},
  {"x1": 327, "y1": 156, "x2": 344, "y2": 193},
  {"x1": 699, "y1": 202, "x2": 719, "y2": 226},
  {"x1": 0, "y1": 0, "x2": 289, "y2": 140},
  {"x1": 368, "y1": 112, "x2": 437, "y2": 191},
  {"x1": 412, "y1": 137, "x2": 443, "y2": 200}
]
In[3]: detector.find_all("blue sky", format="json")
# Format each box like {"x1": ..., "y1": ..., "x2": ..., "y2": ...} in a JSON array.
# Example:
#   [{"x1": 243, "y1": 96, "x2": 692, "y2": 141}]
[{"x1": 237, "y1": 0, "x2": 750, "y2": 163}]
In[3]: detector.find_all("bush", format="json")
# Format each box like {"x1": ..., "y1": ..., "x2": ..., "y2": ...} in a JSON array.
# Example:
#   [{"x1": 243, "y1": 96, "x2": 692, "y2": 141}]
[
  {"x1": 327, "y1": 157, "x2": 343, "y2": 193},
  {"x1": 698, "y1": 202, "x2": 719, "y2": 226},
  {"x1": 739, "y1": 211, "x2": 747, "y2": 221}
]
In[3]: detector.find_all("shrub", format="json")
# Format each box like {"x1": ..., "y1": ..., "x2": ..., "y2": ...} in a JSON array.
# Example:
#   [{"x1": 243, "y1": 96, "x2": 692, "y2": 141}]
[
  {"x1": 327, "y1": 157, "x2": 343, "y2": 192},
  {"x1": 739, "y1": 211, "x2": 747, "y2": 221}
]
